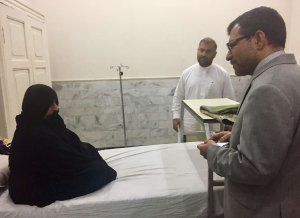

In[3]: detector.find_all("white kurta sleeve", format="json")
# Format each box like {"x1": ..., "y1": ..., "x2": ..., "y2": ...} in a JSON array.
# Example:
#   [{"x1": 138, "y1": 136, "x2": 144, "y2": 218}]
[
  {"x1": 222, "y1": 73, "x2": 235, "y2": 100},
  {"x1": 172, "y1": 77, "x2": 185, "y2": 119}
]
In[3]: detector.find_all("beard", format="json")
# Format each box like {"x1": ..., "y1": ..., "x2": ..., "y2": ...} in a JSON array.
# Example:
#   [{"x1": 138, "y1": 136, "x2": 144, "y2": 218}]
[
  {"x1": 231, "y1": 58, "x2": 257, "y2": 76},
  {"x1": 198, "y1": 57, "x2": 213, "y2": 67}
]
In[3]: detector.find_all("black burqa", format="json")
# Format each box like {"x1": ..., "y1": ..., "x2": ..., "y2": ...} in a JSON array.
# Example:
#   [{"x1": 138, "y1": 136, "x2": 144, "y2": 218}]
[{"x1": 9, "y1": 84, "x2": 117, "y2": 207}]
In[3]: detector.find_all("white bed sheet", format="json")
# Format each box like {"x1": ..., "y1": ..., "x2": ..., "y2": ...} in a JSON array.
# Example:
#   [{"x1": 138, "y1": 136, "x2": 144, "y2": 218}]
[{"x1": 0, "y1": 142, "x2": 223, "y2": 218}]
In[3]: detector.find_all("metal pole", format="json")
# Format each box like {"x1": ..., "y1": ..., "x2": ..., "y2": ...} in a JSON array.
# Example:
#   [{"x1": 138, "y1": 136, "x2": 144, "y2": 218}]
[
  {"x1": 110, "y1": 64, "x2": 129, "y2": 147},
  {"x1": 118, "y1": 68, "x2": 127, "y2": 147}
]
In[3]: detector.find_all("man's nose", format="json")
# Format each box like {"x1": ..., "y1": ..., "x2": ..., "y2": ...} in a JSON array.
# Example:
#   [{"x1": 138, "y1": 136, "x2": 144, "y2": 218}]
[
  {"x1": 200, "y1": 51, "x2": 207, "y2": 57},
  {"x1": 226, "y1": 50, "x2": 232, "y2": 61}
]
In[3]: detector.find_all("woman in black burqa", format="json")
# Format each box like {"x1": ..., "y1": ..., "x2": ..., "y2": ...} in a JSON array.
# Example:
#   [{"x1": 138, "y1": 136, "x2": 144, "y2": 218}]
[{"x1": 9, "y1": 84, "x2": 117, "y2": 207}]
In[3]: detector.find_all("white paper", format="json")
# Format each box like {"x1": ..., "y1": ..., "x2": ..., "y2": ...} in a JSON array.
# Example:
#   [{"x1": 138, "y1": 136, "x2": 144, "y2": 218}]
[{"x1": 216, "y1": 142, "x2": 229, "y2": 147}]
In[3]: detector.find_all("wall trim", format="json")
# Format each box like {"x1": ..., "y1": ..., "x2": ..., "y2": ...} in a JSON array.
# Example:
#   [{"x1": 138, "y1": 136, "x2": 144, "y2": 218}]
[
  {"x1": 52, "y1": 75, "x2": 240, "y2": 83},
  {"x1": 0, "y1": 0, "x2": 44, "y2": 22},
  {"x1": 52, "y1": 76, "x2": 181, "y2": 83}
]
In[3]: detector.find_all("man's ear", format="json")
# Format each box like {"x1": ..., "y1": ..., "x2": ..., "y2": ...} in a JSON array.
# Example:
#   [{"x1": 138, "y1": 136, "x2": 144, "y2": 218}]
[
  {"x1": 213, "y1": 51, "x2": 217, "y2": 59},
  {"x1": 253, "y1": 30, "x2": 268, "y2": 50}
]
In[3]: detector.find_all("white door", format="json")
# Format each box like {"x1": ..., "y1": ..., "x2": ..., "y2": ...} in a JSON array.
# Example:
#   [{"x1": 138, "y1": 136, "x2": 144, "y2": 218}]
[
  {"x1": 29, "y1": 18, "x2": 51, "y2": 86},
  {"x1": 0, "y1": 6, "x2": 32, "y2": 138},
  {"x1": 0, "y1": 5, "x2": 51, "y2": 138}
]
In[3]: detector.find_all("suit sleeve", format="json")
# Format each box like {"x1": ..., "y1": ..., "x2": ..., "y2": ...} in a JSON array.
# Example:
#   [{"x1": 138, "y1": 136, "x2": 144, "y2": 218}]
[{"x1": 207, "y1": 84, "x2": 294, "y2": 185}]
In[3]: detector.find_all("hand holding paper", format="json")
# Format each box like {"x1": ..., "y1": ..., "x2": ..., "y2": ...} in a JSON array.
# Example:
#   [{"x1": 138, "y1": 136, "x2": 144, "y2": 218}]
[{"x1": 208, "y1": 131, "x2": 231, "y2": 143}]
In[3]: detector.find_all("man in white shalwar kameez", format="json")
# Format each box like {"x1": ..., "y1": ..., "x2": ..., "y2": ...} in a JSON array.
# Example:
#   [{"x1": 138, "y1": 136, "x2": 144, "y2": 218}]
[{"x1": 172, "y1": 37, "x2": 235, "y2": 140}]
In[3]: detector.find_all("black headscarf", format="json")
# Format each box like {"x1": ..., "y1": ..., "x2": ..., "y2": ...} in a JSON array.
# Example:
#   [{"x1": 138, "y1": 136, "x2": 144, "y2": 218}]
[
  {"x1": 21, "y1": 84, "x2": 58, "y2": 121},
  {"x1": 10, "y1": 84, "x2": 117, "y2": 207}
]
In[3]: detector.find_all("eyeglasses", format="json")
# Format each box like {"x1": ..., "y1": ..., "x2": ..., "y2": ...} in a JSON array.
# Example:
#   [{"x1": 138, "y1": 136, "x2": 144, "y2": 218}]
[{"x1": 226, "y1": 35, "x2": 252, "y2": 51}]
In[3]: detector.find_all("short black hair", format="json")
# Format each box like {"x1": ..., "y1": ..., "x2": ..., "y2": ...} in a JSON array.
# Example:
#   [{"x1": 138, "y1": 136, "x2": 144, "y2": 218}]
[
  {"x1": 200, "y1": 37, "x2": 217, "y2": 50},
  {"x1": 227, "y1": 7, "x2": 286, "y2": 48}
]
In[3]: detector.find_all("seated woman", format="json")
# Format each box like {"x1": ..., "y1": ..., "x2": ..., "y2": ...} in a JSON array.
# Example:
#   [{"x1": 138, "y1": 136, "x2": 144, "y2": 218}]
[{"x1": 9, "y1": 84, "x2": 117, "y2": 207}]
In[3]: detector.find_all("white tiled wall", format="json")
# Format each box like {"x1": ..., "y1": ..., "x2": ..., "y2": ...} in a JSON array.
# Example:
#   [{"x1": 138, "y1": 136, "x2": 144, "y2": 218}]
[{"x1": 53, "y1": 75, "x2": 250, "y2": 149}]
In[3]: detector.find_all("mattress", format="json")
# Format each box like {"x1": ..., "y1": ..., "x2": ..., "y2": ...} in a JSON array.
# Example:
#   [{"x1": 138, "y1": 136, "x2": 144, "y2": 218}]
[{"x1": 0, "y1": 142, "x2": 224, "y2": 218}]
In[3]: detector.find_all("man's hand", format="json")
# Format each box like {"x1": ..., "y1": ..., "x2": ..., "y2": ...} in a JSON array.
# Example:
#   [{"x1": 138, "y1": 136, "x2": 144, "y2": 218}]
[
  {"x1": 173, "y1": 118, "x2": 180, "y2": 132},
  {"x1": 197, "y1": 131, "x2": 231, "y2": 159},
  {"x1": 208, "y1": 131, "x2": 231, "y2": 143},
  {"x1": 197, "y1": 140, "x2": 215, "y2": 159}
]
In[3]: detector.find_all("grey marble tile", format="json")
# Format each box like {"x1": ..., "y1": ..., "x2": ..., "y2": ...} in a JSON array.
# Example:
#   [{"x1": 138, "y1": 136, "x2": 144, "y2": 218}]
[{"x1": 53, "y1": 76, "x2": 248, "y2": 149}]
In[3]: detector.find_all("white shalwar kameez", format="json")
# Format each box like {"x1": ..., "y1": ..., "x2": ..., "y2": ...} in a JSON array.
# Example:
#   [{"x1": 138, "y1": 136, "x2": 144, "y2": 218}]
[{"x1": 172, "y1": 63, "x2": 235, "y2": 133}]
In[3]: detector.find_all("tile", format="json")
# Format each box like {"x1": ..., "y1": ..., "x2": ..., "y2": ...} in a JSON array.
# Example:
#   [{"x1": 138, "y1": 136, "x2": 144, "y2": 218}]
[{"x1": 53, "y1": 76, "x2": 247, "y2": 149}]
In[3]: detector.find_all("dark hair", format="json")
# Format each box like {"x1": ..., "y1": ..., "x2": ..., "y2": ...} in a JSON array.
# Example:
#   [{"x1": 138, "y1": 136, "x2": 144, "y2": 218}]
[
  {"x1": 200, "y1": 37, "x2": 217, "y2": 50},
  {"x1": 227, "y1": 7, "x2": 286, "y2": 48}
]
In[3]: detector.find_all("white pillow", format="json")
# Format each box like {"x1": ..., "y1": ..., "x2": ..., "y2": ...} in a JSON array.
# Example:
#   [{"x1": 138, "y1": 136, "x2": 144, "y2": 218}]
[{"x1": 0, "y1": 155, "x2": 9, "y2": 187}]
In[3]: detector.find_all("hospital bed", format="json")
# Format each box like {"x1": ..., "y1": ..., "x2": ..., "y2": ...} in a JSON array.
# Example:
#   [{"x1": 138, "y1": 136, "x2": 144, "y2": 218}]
[{"x1": 0, "y1": 142, "x2": 223, "y2": 218}]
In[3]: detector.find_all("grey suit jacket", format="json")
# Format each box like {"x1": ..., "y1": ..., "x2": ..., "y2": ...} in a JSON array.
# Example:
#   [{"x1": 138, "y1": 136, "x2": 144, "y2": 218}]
[{"x1": 207, "y1": 53, "x2": 300, "y2": 218}]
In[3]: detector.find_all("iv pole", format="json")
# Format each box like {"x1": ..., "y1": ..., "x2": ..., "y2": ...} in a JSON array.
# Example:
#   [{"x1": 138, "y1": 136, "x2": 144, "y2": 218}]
[{"x1": 110, "y1": 64, "x2": 129, "y2": 147}]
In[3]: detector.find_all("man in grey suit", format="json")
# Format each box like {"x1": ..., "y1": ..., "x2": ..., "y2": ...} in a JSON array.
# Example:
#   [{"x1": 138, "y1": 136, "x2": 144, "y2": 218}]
[{"x1": 197, "y1": 7, "x2": 300, "y2": 218}]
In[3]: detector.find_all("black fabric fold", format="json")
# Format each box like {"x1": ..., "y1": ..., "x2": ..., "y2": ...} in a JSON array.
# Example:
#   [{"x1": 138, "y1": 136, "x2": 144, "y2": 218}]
[{"x1": 9, "y1": 84, "x2": 117, "y2": 207}]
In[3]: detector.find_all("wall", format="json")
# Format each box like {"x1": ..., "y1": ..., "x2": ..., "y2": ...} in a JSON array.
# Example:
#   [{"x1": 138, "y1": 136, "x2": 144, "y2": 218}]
[
  {"x1": 14, "y1": 0, "x2": 298, "y2": 147},
  {"x1": 289, "y1": 0, "x2": 300, "y2": 62},
  {"x1": 17, "y1": 0, "x2": 32, "y2": 6},
  {"x1": 53, "y1": 75, "x2": 250, "y2": 148},
  {"x1": 30, "y1": 0, "x2": 292, "y2": 81}
]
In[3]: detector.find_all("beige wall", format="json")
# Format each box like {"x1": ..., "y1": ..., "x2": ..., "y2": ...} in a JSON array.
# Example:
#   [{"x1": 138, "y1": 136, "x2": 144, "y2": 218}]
[
  {"x1": 17, "y1": 0, "x2": 32, "y2": 6},
  {"x1": 289, "y1": 0, "x2": 300, "y2": 62},
  {"x1": 29, "y1": 0, "x2": 295, "y2": 81}
]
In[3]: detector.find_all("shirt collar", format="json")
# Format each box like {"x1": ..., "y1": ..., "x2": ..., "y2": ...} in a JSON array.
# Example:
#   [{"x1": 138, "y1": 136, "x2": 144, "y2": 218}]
[
  {"x1": 198, "y1": 63, "x2": 212, "y2": 71},
  {"x1": 253, "y1": 50, "x2": 285, "y2": 75}
]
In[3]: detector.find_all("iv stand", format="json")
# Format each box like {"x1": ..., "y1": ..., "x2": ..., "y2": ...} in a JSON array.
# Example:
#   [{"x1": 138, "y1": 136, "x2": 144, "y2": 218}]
[{"x1": 110, "y1": 64, "x2": 129, "y2": 147}]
